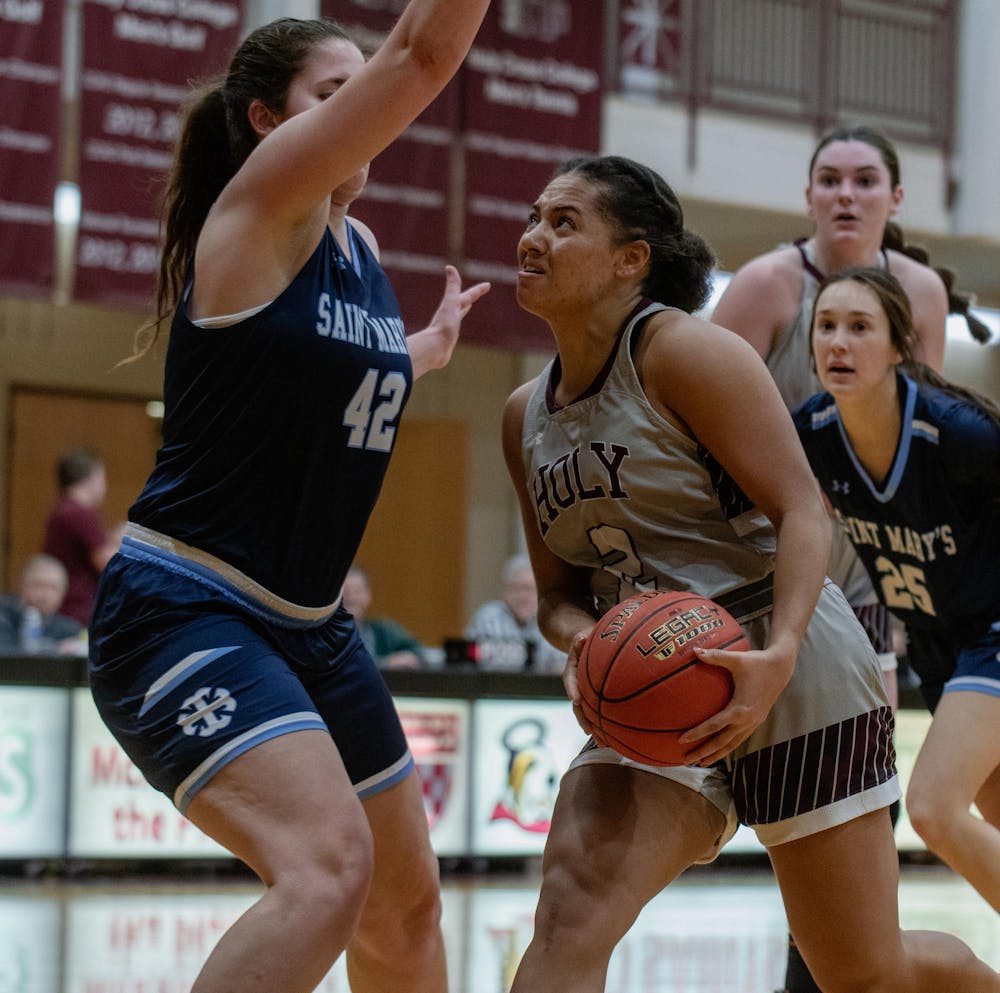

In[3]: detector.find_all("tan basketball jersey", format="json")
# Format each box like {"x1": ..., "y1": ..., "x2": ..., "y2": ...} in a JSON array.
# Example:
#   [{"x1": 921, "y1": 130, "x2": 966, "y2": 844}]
[
  {"x1": 520, "y1": 305, "x2": 897, "y2": 849},
  {"x1": 521, "y1": 301, "x2": 776, "y2": 620},
  {"x1": 764, "y1": 241, "x2": 824, "y2": 412},
  {"x1": 766, "y1": 240, "x2": 885, "y2": 608}
]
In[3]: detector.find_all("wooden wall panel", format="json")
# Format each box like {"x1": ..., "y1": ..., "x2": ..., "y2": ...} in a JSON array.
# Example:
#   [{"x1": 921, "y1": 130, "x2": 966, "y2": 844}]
[
  {"x1": 5, "y1": 388, "x2": 161, "y2": 590},
  {"x1": 5, "y1": 395, "x2": 469, "y2": 649},
  {"x1": 354, "y1": 418, "x2": 469, "y2": 648}
]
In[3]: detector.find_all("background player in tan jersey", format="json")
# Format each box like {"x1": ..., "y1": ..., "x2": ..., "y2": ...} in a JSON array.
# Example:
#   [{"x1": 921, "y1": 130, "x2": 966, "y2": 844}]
[{"x1": 711, "y1": 125, "x2": 985, "y2": 993}]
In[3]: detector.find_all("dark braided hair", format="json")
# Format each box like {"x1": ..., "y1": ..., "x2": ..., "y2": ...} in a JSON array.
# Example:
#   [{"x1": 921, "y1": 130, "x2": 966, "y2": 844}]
[
  {"x1": 809, "y1": 126, "x2": 990, "y2": 344},
  {"x1": 555, "y1": 156, "x2": 716, "y2": 314}
]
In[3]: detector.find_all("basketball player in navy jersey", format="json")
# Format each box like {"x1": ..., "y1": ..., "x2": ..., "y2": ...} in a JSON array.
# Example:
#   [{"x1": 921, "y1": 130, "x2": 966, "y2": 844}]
[
  {"x1": 710, "y1": 125, "x2": 989, "y2": 993},
  {"x1": 502, "y1": 155, "x2": 999, "y2": 993},
  {"x1": 86, "y1": 7, "x2": 490, "y2": 993},
  {"x1": 795, "y1": 267, "x2": 1000, "y2": 914}
]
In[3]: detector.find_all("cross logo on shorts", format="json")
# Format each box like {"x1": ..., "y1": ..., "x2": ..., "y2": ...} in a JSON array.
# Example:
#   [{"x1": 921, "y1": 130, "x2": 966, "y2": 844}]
[{"x1": 177, "y1": 687, "x2": 237, "y2": 737}]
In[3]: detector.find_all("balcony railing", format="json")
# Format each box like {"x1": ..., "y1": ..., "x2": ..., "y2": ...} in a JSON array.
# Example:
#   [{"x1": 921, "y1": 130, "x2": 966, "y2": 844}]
[{"x1": 609, "y1": 0, "x2": 958, "y2": 152}]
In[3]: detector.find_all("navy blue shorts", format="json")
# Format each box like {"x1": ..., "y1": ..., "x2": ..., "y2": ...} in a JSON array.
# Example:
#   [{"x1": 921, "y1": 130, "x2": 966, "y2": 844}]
[
  {"x1": 908, "y1": 620, "x2": 1000, "y2": 712},
  {"x1": 89, "y1": 533, "x2": 412, "y2": 813}
]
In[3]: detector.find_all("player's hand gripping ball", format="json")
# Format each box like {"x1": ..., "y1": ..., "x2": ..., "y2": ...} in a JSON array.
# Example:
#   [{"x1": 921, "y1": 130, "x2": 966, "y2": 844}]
[{"x1": 578, "y1": 590, "x2": 748, "y2": 765}]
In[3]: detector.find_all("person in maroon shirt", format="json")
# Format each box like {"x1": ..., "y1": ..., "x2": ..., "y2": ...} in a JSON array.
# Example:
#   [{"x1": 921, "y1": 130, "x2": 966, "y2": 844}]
[{"x1": 43, "y1": 448, "x2": 119, "y2": 626}]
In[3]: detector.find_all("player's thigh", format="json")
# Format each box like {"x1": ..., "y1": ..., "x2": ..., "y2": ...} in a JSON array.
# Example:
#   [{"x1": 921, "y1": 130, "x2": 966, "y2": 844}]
[
  {"x1": 541, "y1": 763, "x2": 727, "y2": 911},
  {"x1": 909, "y1": 691, "x2": 1000, "y2": 812},
  {"x1": 353, "y1": 771, "x2": 441, "y2": 925},
  {"x1": 768, "y1": 809, "x2": 905, "y2": 985},
  {"x1": 186, "y1": 728, "x2": 370, "y2": 882},
  {"x1": 915, "y1": 633, "x2": 1000, "y2": 821}
]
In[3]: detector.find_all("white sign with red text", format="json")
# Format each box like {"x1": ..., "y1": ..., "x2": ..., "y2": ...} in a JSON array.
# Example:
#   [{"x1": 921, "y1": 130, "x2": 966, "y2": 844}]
[
  {"x1": 68, "y1": 688, "x2": 227, "y2": 858},
  {"x1": 465, "y1": 878, "x2": 790, "y2": 993},
  {"x1": 62, "y1": 885, "x2": 469, "y2": 992}
]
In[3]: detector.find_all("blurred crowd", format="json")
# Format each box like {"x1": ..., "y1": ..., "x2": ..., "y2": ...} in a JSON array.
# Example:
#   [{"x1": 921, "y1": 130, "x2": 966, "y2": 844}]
[
  {"x1": 2, "y1": 447, "x2": 561, "y2": 674},
  {"x1": 1, "y1": 447, "x2": 123, "y2": 658}
]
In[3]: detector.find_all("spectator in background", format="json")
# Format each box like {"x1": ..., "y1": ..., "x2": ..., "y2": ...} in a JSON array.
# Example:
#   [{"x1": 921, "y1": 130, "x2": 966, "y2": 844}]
[
  {"x1": 465, "y1": 554, "x2": 566, "y2": 673},
  {"x1": 341, "y1": 565, "x2": 426, "y2": 670},
  {"x1": 43, "y1": 448, "x2": 120, "y2": 626},
  {"x1": 0, "y1": 554, "x2": 86, "y2": 655}
]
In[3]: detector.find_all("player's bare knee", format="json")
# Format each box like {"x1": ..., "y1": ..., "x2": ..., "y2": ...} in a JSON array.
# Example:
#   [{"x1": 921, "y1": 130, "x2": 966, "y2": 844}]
[
  {"x1": 532, "y1": 861, "x2": 636, "y2": 950},
  {"x1": 351, "y1": 888, "x2": 442, "y2": 978},
  {"x1": 544, "y1": 849, "x2": 616, "y2": 906},
  {"x1": 283, "y1": 821, "x2": 376, "y2": 918},
  {"x1": 905, "y1": 784, "x2": 952, "y2": 853},
  {"x1": 402, "y1": 876, "x2": 443, "y2": 937},
  {"x1": 355, "y1": 847, "x2": 442, "y2": 953},
  {"x1": 380, "y1": 864, "x2": 442, "y2": 935}
]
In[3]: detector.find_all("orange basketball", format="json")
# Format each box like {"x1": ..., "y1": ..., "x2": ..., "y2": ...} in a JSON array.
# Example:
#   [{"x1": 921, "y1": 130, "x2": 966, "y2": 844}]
[{"x1": 578, "y1": 590, "x2": 748, "y2": 766}]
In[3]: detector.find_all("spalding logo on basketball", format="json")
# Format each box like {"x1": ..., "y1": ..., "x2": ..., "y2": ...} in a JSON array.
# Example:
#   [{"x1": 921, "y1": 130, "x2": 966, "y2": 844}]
[{"x1": 578, "y1": 590, "x2": 749, "y2": 766}]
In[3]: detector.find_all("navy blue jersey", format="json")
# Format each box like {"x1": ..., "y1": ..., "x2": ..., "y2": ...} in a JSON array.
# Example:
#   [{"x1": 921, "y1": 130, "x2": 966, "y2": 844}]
[
  {"x1": 129, "y1": 226, "x2": 412, "y2": 607},
  {"x1": 794, "y1": 372, "x2": 1000, "y2": 634}
]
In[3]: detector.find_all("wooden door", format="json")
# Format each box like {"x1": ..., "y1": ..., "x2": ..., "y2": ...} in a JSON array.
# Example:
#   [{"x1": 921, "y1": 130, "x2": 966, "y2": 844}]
[
  {"x1": 5, "y1": 388, "x2": 161, "y2": 590},
  {"x1": 354, "y1": 418, "x2": 469, "y2": 647},
  {"x1": 5, "y1": 394, "x2": 468, "y2": 648}
]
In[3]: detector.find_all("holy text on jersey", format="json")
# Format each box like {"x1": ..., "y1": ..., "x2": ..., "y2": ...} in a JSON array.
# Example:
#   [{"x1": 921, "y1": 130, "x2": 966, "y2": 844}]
[{"x1": 532, "y1": 442, "x2": 630, "y2": 536}]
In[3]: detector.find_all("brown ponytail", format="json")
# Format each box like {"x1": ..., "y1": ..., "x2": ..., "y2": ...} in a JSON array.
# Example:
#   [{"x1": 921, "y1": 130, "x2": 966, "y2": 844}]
[
  {"x1": 882, "y1": 222, "x2": 991, "y2": 344},
  {"x1": 125, "y1": 17, "x2": 355, "y2": 362}
]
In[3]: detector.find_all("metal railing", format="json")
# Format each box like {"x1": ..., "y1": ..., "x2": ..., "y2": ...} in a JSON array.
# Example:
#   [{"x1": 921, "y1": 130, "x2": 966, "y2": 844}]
[{"x1": 608, "y1": 0, "x2": 958, "y2": 152}]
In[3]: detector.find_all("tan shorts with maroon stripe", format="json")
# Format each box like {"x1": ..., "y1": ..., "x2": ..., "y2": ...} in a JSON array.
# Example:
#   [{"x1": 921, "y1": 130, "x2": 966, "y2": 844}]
[{"x1": 570, "y1": 581, "x2": 900, "y2": 858}]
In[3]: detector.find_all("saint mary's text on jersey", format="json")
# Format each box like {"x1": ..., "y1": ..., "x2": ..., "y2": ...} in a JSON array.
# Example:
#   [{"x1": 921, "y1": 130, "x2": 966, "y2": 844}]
[
  {"x1": 316, "y1": 293, "x2": 408, "y2": 353},
  {"x1": 835, "y1": 511, "x2": 958, "y2": 562}
]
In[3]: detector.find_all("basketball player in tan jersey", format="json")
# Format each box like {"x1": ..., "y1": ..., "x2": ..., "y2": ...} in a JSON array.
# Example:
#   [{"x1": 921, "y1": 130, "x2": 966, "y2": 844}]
[{"x1": 502, "y1": 155, "x2": 999, "y2": 993}]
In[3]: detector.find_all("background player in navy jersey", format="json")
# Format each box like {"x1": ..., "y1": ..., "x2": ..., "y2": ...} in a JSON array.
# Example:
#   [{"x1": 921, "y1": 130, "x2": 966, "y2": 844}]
[
  {"x1": 795, "y1": 266, "x2": 1000, "y2": 914},
  {"x1": 87, "y1": 6, "x2": 490, "y2": 993},
  {"x1": 502, "y1": 155, "x2": 999, "y2": 993},
  {"x1": 710, "y1": 124, "x2": 991, "y2": 993},
  {"x1": 711, "y1": 127, "x2": 975, "y2": 713}
]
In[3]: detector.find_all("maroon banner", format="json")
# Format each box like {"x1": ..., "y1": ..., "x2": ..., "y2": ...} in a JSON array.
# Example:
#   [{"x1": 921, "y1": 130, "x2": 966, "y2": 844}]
[
  {"x1": 617, "y1": 0, "x2": 684, "y2": 99},
  {"x1": 75, "y1": 0, "x2": 241, "y2": 309},
  {"x1": 322, "y1": 2, "x2": 605, "y2": 352},
  {"x1": 0, "y1": 0, "x2": 63, "y2": 297},
  {"x1": 460, "y1": 3, "x2": 605, "y2": 350},
  {"x1": 321, "y1": 1, "x2": 461, "y2": 337}
]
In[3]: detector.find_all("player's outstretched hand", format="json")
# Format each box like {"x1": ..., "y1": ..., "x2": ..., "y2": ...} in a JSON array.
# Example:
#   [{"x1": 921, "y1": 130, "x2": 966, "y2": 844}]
[
  {"x1": 677, "y1": 642, "x2": 797, "y2": 766},
  {"x1": 408, "y1": 265, "x2": 491, "y2": 379}
]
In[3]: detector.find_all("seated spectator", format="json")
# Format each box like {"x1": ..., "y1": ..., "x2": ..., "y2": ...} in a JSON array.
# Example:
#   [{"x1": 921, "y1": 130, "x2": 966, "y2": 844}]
[
  {"x1": 341, "y1": 565, "x2": 426, "y2": 670},
  {"x1": 43, "y1": 448, "x2": 121, "y2": 626},
  {"x1": 0, "y1": 554, "x2": 87, "y2": 655},
  {"x1": 464, "y1": 554, "x2": 565, "y2": 673}
]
